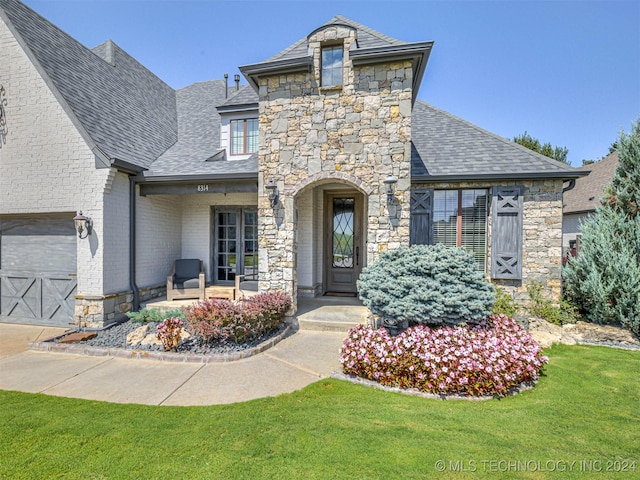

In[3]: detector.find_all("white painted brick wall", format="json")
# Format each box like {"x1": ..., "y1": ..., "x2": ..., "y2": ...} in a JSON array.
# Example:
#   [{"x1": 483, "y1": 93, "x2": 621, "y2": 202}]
[
  {"x1": 102, "y1": 172, "x2": 130, "y2": 293},
  {"x1": 135, "y1": 190, "x2": 182, "y2": 288},
  {"x1": 0, "y1": 17, "x2": 109, "y2": 295}
]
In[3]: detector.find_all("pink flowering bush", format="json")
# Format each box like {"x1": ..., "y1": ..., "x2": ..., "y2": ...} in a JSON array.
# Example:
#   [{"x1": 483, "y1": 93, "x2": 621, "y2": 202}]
[
  {"x1": 339, "y1": 314, "x2": 548, "y2": 397},
  {"x1": 185, "y1": 292, "x2": 291, "y2": 344},
  {"x1": 156, "y1": 317, "x2": 183, "y2": 352}
]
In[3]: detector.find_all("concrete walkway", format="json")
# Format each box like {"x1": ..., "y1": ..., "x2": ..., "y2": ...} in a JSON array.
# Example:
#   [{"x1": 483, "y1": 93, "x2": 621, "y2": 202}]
[{"x1": 0, "y1": 323, "x2": 346, "y2": 406}]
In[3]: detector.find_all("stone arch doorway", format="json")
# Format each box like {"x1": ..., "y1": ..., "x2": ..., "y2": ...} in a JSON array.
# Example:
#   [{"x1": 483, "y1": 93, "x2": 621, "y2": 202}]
[{"x1": 292, "y1": 177, "x2": 369, "y2": 299}]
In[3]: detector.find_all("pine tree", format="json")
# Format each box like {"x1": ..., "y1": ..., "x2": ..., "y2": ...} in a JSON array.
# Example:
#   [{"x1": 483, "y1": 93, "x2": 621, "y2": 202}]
[{"x1": 563, "y1": 118, "x2": 640, "y2": 337}]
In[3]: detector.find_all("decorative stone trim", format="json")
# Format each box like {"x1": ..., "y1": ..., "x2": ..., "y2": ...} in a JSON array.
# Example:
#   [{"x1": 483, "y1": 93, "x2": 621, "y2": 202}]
[
  {"x1": 74, "y1": 284, "x2": 167, "y2": 328},
  {"x1": 285, "y1": 171, "x2": 375, "y2": 197}
]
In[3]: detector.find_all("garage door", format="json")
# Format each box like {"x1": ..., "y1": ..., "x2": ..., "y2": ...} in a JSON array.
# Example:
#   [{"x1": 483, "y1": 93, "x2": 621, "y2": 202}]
[{"x1": 0, "y1": 214, "x2": 77, "y2": 327}]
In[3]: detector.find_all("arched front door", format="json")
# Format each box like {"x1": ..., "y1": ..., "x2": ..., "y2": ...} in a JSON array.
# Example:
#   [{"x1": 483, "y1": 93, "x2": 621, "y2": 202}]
[{"x1": 324, "y1": 190, "x2": 364, "y2": 294}]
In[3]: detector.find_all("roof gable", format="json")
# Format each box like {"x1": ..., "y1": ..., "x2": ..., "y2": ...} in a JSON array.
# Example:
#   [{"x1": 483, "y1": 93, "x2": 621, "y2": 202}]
[
  {"x1": 411, "y1": 101, "x2": 585, "y2": 181},
  {"x1": 0, "y1": 0, "x2": 177, "y2": 168}
]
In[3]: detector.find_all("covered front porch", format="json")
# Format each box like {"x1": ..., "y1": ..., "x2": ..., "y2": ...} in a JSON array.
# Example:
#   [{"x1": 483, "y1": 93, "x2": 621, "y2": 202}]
[{"x1": 143, "y1": 294, "x2": 368, "y2": 333}]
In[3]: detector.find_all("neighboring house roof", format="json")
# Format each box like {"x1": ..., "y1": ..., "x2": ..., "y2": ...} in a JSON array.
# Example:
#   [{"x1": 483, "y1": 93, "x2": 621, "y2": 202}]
[
  {"x1": 563, "y1": 151, "x2": 619, "y2": 214},
  {"x1": 146, "y1": 81, "x2": 258, "y2": 179},
  {"x1": 240, "y1": 15, "x2": 433, "y2": 104},
  {"x1": 411, "y1": 101, "x2": 585, "y2": 181},
  {"x1": 0, "y1": 0, "x2": 176, "y2": 169}
]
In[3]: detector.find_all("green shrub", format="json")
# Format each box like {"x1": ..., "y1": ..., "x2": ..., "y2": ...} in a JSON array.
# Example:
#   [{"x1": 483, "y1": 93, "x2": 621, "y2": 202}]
[
  {"x1": 357, "y1": 244, "x2": 495, "y2": 326},
  {"x1": 563, "y1": 118, "x2": 640, "y2": 337},
  {"x1": 526, "y1": 282, "x2": 581, "y2": 326},
  {"x1": 126, "y1": 308, "x2": 185, "y2": 323},
  {"x1": 491, "y1": 287, "x2": 519, "y2": 317}
]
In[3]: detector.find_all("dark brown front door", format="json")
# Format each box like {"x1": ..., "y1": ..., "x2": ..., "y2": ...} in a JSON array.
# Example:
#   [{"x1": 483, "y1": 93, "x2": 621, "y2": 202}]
[{"x1": 324, "y1": 192, "x2": 363, "y2": 293}]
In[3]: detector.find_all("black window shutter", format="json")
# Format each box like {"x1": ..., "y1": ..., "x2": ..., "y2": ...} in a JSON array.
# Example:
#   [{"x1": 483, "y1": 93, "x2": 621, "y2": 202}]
[
  {"x1": 410, "y1": 188, "x2": 433, "y2": 245},
  {"x1": 491, "y1": 186, "x2": 523, "y2": 279}
]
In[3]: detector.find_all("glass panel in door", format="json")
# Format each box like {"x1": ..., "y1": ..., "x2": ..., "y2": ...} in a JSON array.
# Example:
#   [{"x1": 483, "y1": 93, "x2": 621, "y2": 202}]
[
  {"x1": 242, "y1": 210, "x2": 258, "y2": 281},
  {"x1": 216, "y1": 212, "x2": 237, "y2": 282},
  {"x1": 332, "y1": 198, "x2": 354, "y2": 268}
]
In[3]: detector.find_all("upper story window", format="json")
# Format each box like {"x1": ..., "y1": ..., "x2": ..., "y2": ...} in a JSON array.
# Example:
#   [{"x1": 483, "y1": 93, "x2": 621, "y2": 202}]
[
  {"x1": 231, "y1": 118, "x2": 258, "y2": 155},
  {"x1": 321, "y1": 45, "x2": 343, "y2": 87}
]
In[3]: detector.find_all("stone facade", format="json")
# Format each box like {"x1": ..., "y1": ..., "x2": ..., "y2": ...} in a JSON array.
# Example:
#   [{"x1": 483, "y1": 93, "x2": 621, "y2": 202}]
[
  {"x1": 257, "y1": 24, "x2": 413, "y2": 311},
  {"x1": 414, "y1": 179, "x2": 564, "y2": 303}
]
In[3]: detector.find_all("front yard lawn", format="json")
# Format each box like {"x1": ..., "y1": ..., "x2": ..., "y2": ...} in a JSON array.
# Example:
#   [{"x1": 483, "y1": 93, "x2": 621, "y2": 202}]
[{"x1": 1, "y1": 344, "x2": 638, "y2": 479}]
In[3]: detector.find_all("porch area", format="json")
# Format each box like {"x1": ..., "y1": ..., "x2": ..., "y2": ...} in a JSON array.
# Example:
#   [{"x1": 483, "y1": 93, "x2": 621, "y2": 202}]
[{"x1": 143, "y1": 294, "x2": 368, "y2": 333}]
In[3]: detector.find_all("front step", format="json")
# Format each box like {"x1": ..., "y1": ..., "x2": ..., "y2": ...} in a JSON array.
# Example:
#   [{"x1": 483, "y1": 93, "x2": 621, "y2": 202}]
[{"x1": 293, "y1": 304, "x2": 369, "y2": 333}]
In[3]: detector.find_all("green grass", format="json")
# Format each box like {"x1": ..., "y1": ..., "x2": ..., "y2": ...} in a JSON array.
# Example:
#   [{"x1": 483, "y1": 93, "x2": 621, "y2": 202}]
[{"x1": 1, "y1": 345, "x2": 638, "y2": 479}]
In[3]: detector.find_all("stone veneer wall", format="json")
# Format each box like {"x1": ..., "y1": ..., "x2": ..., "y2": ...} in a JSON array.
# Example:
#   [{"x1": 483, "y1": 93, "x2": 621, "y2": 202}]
[
  {"x1": 414, "y1": 179, "x2": 564, "y2": 303},
  {"x1": 75, "y1": 284, "x2": 165, "y2": 328},
  {"x1": 258, "y1": 25, "x2": 413, "y2": 310}
]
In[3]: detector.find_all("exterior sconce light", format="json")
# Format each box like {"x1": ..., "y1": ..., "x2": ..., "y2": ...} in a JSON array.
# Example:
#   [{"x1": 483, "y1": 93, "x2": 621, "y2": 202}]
[
  {"x1": 383, "y1": 174, "x2": 398, "y2": 205},
  {"x1": 265, "y1": 178, "x2": 279, "y2": 208},
  {"x1": 73, "y1": 211, "x2": 92, "y2": 239}
]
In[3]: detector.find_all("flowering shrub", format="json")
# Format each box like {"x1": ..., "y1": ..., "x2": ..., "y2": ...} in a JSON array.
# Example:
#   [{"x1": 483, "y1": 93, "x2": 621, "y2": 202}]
[
  {"x1": 339, "y1": 314, "x2": 548, "y2": 397},
  {"x1": 185, "y1": 292, "x2": 291, "y2": 344},
  {"x1": 156, "y1": 317, "x2": 183, "y2": 351}
]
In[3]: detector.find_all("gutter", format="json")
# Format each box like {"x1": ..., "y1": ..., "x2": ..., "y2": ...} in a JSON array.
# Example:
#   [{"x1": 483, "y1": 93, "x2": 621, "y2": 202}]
[{"x1": 411, "y1": 170, "x2": 590, "y2": 183}]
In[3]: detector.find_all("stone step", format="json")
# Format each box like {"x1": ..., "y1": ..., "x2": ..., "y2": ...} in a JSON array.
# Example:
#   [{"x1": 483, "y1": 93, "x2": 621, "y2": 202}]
[{"x1": 293, "y1": 304, "x2": 368, "y2": 333}]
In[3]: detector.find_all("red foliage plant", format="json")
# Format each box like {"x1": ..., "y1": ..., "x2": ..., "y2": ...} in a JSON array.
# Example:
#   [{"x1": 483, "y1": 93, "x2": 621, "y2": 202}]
[{"x1": 185, "y1": 292, "x2": 291, "y2": 344}]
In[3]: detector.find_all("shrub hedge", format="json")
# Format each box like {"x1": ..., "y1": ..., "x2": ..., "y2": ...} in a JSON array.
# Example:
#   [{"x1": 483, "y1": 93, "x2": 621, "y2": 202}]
[{"x1": 185, "y1": 292, "x2": 291, "y2": 344}]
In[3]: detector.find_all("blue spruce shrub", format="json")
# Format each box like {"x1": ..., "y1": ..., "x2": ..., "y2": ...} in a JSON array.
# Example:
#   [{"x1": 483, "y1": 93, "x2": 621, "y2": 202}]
[{"x1": 357, "y1": 244, "x2": 495, "y2": 326}]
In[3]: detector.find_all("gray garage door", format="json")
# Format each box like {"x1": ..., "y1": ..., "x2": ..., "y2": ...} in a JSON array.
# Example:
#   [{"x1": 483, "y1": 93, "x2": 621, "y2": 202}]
[{"x1": 0, "y1": 214, "x2": 77, "y2": 327}]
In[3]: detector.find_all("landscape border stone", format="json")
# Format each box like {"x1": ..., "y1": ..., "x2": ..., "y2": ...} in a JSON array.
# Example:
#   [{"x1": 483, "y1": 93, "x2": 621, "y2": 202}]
[{"x1": 331, "y1": 372, "x2": 536, "y2": 401}]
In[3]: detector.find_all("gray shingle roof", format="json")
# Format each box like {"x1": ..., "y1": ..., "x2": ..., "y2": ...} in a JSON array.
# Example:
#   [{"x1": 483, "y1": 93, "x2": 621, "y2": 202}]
[
  {"x1": 411, "y1": 101, "x2": 585, "y2": 181},
  {"x1": 146, "y1": 81, "x2": 258, "y2": 178},
  {"x1": 563, "y1": 151, "x2": 618, "y2": 214},
  {"x1": 263, "y1": 15, "x2": 406, "y2": 64},
  {"x1": 218, "y1": 85, "x2": 259, "y2": 109},
  {"x1": 0, "y1": 0, "x2": 176, "y2": 168}
]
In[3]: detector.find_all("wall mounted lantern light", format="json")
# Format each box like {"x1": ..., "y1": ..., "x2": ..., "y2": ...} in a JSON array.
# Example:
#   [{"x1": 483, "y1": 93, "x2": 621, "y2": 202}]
[
  {"x1": 265, "y1": 178, "x2": 279, "y2": 208},
  {"x1": 73, "y1": 211, "x2": 93, "y2": 239},
  {"x1": 383, "y1": 174, "x2": 398, "y2": 205}
]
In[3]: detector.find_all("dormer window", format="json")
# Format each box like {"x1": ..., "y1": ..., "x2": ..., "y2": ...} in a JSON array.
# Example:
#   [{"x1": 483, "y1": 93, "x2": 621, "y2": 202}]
[
  {"x1": 231, "y1": 118, "x2": 258, "y2": 155},
  {"x1": 321, "y1": 45, "x2": 343, "y2": 86}
]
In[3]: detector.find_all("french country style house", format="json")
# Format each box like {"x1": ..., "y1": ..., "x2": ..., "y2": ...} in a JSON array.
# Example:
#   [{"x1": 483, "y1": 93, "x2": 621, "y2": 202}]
[{"x1": 0, "y1": 0, "x2": 586, "y2": 327}]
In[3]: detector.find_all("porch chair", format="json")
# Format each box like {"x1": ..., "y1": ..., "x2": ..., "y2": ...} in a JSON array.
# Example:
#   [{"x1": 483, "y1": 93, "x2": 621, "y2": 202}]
[
  {"x1": 235, "y1": 275, "x2": 260, "y2": 300},
  {"x1": 167, "y1": 259, "x2": 205, "y2": 301}
]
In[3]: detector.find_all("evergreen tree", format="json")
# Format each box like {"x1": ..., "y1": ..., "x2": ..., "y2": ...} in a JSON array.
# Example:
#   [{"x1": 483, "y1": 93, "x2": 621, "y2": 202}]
[
  {"x1": 512, "y1": 131, "x2": 570, "y2": 164},
  {"x1": 563, "y1": 118, "x2": 640, "y2": 337}
]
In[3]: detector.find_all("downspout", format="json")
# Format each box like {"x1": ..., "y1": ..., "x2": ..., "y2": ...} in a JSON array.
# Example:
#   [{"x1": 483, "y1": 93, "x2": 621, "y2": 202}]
[
  {"x1": 563, "y1": 179, "x2": 576, "y2": 193},
  {"x1": 129, "y1": 175, "x2": 140, "y2": 311}
]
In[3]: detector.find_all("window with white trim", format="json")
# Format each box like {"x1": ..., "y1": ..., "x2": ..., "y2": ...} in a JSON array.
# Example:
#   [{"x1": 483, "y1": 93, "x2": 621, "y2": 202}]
[{"x1": 230, "y1": 118, "x2": 258, "y2": 155}]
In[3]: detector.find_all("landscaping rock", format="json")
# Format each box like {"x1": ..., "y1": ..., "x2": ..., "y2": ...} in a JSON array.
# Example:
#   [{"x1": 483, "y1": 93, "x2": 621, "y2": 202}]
[
  {"x1": 563, "y1": 321, "x2": 640, "y2": 346},
  {"x1": 59, "y1": 331, "x2": 98, "y2": 344},
  {"x1": 527, "y1": 318, "x2": 576, "y2": 348},
  {"x1": 140, "y1": 333, "x2": 162, "y2": 347},
  {"x1": 126, "y1": 325, "x2": 149, "y2": 346}
]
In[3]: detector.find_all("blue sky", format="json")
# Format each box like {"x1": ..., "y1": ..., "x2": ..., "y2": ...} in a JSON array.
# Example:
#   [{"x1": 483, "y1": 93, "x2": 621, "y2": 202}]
[{"x1": 22, "y1": 0, "x2": 640, "y2": 166}]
